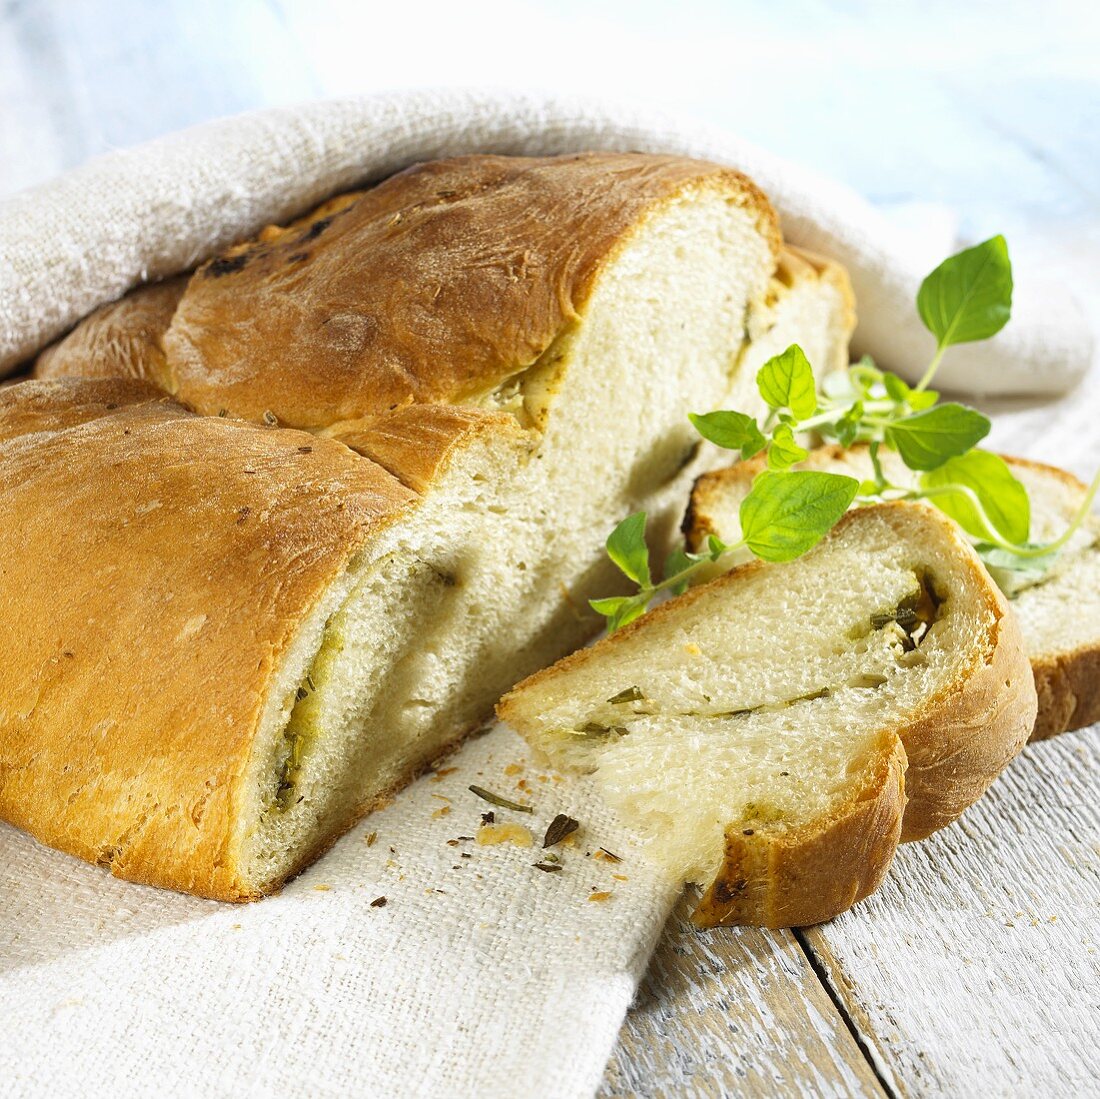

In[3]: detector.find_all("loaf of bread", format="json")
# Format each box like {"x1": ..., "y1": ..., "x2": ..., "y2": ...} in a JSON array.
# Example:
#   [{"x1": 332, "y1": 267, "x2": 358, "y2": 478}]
[
  {"x1": 498, "y1": 504, "x2": 1037, "y2": 927},
  {"x1": 687, "y1": 445, "x2": 1100, "y2": 741},
  {"x1": 4, "y1": 153, "x2": 855, "y2": 899}
]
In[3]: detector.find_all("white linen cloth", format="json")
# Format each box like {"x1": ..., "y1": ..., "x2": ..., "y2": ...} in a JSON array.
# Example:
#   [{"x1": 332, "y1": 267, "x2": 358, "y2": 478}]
[
  {"x1": 0, "y1": 89, "x2": 1096, "y2": 1099},
  {"x1": 1, "y1": 730, "x2": 678, "y2": 1098},
  {"x1": 0, "y1": 88, "x2": 1092, "y2": 393}
]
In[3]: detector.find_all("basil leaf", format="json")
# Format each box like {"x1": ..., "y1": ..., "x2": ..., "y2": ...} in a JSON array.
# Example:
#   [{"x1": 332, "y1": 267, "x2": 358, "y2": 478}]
[
  {"x1": 920, "y1": 450, "x2": 1030, "y2": 544},
  {"x1": 590, "y1": 595, "x2": 631, "y2": 616},
  {"x1": 975, "y1": 542, "x2": 1059, "y2": 596},
  {"x1": 664, "y1": 547, "x2": 691, "y2": 578},
  {"x1": 834, "y1": 400, "x2": 864, "y2": 447},
  {"x1": 589, "y1": 595, "x2": 646, "y2": 632},
  {"x1": 689, "y1": 410, "x2": 766, "y2": 458},
  {"x1": 906, "y1": 388, "x2": 939, "y2": 411},
  {"x1": 663, "y1": 548, "x2": 693, "y2": 595},
  {"x1": 739, "y1": 470, "x2": 859, "y2": 562},
  {"x1": 917, "y1": 235, "x2": 1013, "y2": 347},
  {"x1": 707, "y1": 534, "x2": 728, "y2": 559},
  {"x1": 885, "y1": 403, "x2": 990, "y2": 471},
  {"x1": 974, "y1": 543, "x2": 1056, "y2": 573},
  {"x1": 756, "y1": 345, "x2": 817, "y2": 420},
  {"x1": 882, "y1": 372, "x2": 937, "y2": 410},
  {"x1": 883, "y1": 372, "x2": 910, "y2": 403},
  {"x1": 604, "y1": 512, "x2": 651, "y2": 587},
  {"x1": 767, "y1": 423, "x2": 808, "y2": 470}
]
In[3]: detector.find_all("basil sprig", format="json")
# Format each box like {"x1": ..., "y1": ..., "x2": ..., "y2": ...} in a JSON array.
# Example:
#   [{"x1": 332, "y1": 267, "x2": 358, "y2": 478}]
[{"x1": 592, "y1": 236, "x2": 1099, "y2": 630}]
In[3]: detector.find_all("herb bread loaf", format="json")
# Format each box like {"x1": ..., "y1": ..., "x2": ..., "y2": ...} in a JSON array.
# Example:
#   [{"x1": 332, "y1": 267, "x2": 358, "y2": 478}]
[
  {"x1": 687, "y1": 444, "x2": 1100, "y2": 742},
  {"x1": 4, "y1": 153, "x2": 854, "y2": 899},
  {"x1": 498, "y1": 504, "x2": 1037, "y2": 927}
]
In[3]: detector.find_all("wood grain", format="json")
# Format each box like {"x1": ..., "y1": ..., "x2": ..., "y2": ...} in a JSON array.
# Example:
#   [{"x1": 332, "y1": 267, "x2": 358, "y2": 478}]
[
  {"x1": 801, "y1": 729, "x2": 1100, "y2": 1097},
  {"x1": 600, "y1": 896, "x2": 886, "y2": 1098}
]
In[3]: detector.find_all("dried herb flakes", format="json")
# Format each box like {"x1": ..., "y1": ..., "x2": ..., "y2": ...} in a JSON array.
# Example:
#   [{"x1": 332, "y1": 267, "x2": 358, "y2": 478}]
[
  {"x1": 543, "y1": 814, "x2": 580, "y2": 849},
  {"x1": 468, "y1": 785, "x2": 534, "y2": 813}
]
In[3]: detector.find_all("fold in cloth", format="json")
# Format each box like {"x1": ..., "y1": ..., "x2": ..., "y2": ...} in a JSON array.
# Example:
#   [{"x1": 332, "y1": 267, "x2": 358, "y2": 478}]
[{"x1": 0, "y1": 88, "x2": 1092, "y2": 394}]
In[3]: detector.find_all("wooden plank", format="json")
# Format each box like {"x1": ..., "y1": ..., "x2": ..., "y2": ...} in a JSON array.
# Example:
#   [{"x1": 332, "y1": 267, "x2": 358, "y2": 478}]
[
  {"x1": 800, "y1": 729, "x2": 1100, "y2": 1097},
  {"x1": 601, "y1": 896, "x2": 886, "y2": 1098}
]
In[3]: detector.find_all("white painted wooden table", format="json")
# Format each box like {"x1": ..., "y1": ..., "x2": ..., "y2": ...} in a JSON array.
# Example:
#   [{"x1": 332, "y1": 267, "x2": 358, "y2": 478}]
[{"x1": 2, "y1": 3, "x2": 1097, "y2": 1095}]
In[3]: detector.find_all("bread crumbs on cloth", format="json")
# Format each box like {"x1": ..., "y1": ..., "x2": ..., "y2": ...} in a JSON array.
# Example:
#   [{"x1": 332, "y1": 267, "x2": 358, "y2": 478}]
[{"x1": 476, "y1": 822, "x2": 533, "y2": 847}]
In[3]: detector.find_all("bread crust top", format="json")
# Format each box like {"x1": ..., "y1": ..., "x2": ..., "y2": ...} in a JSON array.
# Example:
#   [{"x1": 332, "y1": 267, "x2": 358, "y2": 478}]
[{"x1": 38, "y1": 153, "x2": 779, "y2": 433}]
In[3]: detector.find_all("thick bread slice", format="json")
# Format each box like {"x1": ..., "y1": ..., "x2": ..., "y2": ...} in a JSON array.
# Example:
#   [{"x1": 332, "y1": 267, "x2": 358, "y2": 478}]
[
  {"x1": 499, "y1": 504, "x2": 1036, "y2": 927},
  {"x1": 10, "y1": 154, "x2": 854, "y2": 900},
  {"x1": 688, "y1": 445, "x2": 1100, "y2": 742}
]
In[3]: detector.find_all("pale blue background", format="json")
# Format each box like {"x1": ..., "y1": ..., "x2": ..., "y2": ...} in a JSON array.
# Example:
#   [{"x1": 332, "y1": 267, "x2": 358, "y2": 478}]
[{"x1": 2, "y1": 1, "x2": 1096, "y2": 315}]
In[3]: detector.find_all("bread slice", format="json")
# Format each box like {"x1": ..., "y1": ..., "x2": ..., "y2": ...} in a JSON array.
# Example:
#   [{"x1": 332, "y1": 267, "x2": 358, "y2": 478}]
[
  {"x1": 498, "y1": 504, "x2": 1036, "y2": 927},
  {"x1": 688, "y1": 445, "x2": 1100, "y2": 741},
  {"x1": 7, "y1": 154, "x2": 854, "y2": 900}
]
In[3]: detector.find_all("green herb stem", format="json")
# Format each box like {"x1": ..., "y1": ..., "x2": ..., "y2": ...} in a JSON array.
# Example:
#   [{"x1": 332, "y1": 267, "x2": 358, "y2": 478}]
[
  {"x1": 656, "y1": 540, "x2": 746, "y2": 594},
  {"x1": 915, "y1": 344, "x2": 946, "y2": 392},
  {"x1": 1041, "y1": 466, "x2": 1100, "y2": 553},
  {"x1": 912, "y1": 474, "x2": 1099, "y2": 559},
  {"x1": 868, "y1": 441, "x2": 886, "y2": 490},
  {"x1": 797, "y1": 398, "x2": 895, "y2": 434},
  {"x1": 848, "y1": 361, "x2": 882, "y2": 393}
]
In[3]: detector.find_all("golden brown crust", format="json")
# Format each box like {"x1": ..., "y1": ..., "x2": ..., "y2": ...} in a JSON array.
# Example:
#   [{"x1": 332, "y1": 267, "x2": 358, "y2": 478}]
[
  {"x1": 687, "y1": 446, "x2": 1096, "y2": 744},
  {"x1": 0, "y1": 377, "x2": 414, "y2": 899},
  {"x1": 11, "y1": 154, "x2": 785, "y2": 899},
  {"x1": 918, "y1": 451, "x2": 1098, "y2": 743},
  {"x1": 1031, "y1": 647, "x2": 1100, "y2": 741},
  {"x1": 892, "y1": 560, "x2": 1035, "y2": 840},
  {"x1": 166, "y1": 153, "x2": 777, "y2": 430},
  {"x1": 37, "y1": 154, "x2": 778, "y2": 432},
  {"x1": 330, "y1": 404, "x2": 531, "y2": 494},
  {"x1": 694, "y1": 732, "x2": 906, "y2": 928},
  {"x1": 685, "y1": 459, "x2": 1036, "y2": 840},
  {"x1": 35, "y1": 277, "x2": 187, "y2": 391}
]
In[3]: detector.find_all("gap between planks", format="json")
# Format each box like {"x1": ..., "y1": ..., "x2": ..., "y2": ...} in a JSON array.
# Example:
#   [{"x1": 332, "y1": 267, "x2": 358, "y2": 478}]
[
  {"x1": 600, "y1": 896, "x2": 887, "y2": 1098},
  {"x1": 799, "y1": 729, "x2": 1100, "y2": 1098}
]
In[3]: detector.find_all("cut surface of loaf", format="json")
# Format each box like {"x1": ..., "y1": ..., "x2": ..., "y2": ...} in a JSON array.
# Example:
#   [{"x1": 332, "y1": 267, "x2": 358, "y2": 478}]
[
  {"x1": 688, "y1": 445, "x2": 1100, "y2": 741},
  {"x1": 8, "y1": 154, "x2": 855, "y2": 900},
  {"x1": 498, "y1": 504, "x2": 1036, "y2": 928}
]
